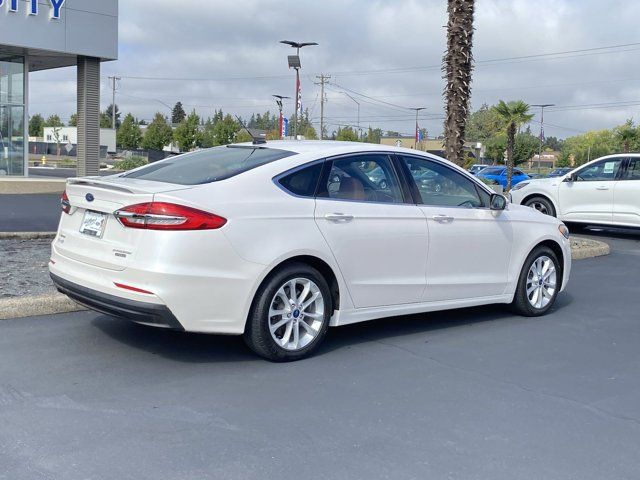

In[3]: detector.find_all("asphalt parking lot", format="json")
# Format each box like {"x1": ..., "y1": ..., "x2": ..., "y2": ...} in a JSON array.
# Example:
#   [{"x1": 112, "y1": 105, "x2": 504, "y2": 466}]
[
  {"x1": 0, "y1": 194, "x2": 60, "y2": 232},
  {"x1": 1, "y1": 228, "x2": 639, "y2": 480}
]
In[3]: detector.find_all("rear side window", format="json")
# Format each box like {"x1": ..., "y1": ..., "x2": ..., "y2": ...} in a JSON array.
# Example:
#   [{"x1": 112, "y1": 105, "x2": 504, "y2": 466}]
[
  {"x1": 278, "y1": 162, "x2": 323, "y2": 197},
  {"x1": 122, "y1": 146, "x2": 295, "y2": 185},
  {"x1": 481, "y1": 167, "x2": 503, "y2": 175},
  {"x1": 625, "y1": 158, "x2": 640, "y2": 180}
]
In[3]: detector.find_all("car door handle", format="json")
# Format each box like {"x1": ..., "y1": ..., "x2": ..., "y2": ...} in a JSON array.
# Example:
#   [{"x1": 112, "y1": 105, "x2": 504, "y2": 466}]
[
  {"x1": 595, "y1": 186, "x2": 609, "y2": 191},
  {"x1": 325, "y1": 213, "x2": 354, "y2": 222},
  {"x1": 433, "y1": 214, "x2": 455, "y2": 223}
]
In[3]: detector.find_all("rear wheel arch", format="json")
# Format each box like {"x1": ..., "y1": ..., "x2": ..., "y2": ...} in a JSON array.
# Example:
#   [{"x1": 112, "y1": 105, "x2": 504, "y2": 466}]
[{"x1": 251, "y1": 255, "x2": 341, "y2": 316}]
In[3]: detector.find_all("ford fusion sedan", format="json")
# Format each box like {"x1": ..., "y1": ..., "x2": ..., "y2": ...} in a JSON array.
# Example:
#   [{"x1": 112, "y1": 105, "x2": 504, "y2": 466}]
[
  {"x1": 50, "y1": 141, "x2": 571, "y2": 361},
  {"x1": 477, "y1": 166, "x2": 530, "y2": 188},
  {"x1": 510, "y1": 154, "x2": 640, "y2": 228}
]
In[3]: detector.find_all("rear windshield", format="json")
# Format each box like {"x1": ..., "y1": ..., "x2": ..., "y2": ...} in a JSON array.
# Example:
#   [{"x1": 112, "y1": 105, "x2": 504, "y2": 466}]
[{"x1": 122, "y1": 146, "x2": 295, "y2": 185}]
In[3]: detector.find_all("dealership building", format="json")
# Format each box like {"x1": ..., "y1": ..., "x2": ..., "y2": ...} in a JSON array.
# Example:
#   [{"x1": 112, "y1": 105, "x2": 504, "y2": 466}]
[{"x1": 0, "y1": 0, "x2": 118, "y2": 177}]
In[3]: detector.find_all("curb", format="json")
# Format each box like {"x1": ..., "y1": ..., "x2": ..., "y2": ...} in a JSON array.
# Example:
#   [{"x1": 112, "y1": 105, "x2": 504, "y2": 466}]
[
  {"x1": 0, "y1": 232, "x2": 56, "y2": 240},
  {"x1": 0, "y1": 293, "x2": 86, "y2": 321},
  {"x1": 570, "y1": 236, "x2": 610, "y2": 260}
]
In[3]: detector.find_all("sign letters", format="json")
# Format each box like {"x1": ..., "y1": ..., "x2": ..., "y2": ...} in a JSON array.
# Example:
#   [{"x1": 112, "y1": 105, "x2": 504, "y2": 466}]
[{"x1": 1, "y1": 0, "x2": 66, "y2": 19}]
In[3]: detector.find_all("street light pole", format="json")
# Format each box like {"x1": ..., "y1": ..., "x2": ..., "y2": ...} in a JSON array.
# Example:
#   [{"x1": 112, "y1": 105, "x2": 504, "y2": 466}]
[
  {"x1": 532, "y1": 103, "x2": 554, "y2": 174},
  {"x1": 273, "y1": 95, "x2": 290, "y2": 139},
  {"x1": 280, "y1": 40, "x2": 318, "y2": 140},
  {"x1": 410, "y1": 107, "x2": 426, "y2": 149},
  {"x1": 341, "y1": 92, "x2": 360, "y2": 139}
]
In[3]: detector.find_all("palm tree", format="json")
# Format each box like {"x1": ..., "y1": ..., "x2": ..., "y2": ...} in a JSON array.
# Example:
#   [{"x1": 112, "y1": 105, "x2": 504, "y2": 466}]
[
  {"x1": 616, "y1": 120, "x2": 637, "y2": 153},
  {"x1": 442, "y1": 0, "x2": 476, "y2": 166},
  {"x1": 493, "y1": 100, "x2": 534, "y2": 191}
]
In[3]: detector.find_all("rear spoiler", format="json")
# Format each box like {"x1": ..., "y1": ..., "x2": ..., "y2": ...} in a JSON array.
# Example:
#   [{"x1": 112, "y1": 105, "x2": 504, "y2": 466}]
[{"x1": 67, "y1": 178, "x2": 135, "y2": 194}]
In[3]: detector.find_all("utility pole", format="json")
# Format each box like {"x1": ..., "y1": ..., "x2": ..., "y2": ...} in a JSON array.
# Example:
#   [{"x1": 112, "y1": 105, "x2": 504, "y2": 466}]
[
  {"x1": 532, "y1": 103, "x2": 554, "y2": 173},
  {"x1": 410, "y1": 107, "x2": 426, "y2": 149},
  {"x1": 108, "y1": 76, "x2": 121, "y2": 130},
  {"x1": 315, "y1": 74, "x2": 331, "y2": 140}
]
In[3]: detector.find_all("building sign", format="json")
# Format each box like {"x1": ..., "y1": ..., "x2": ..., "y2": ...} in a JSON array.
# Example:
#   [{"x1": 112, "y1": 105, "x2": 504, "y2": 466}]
[{"x1": 1, "y1": 0, "x2": 66, "y2": 19}]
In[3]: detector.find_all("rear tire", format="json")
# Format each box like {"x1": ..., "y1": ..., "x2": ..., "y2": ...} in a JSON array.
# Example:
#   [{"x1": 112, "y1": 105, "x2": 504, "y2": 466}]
[
  {"x1": 511, "y1": 246, "x2": 561, "y2": 317},
  {"x1": 243, "y1": 263, "x2": 332, "y2": 361},
  {"x1": 524, "y1": 196, "x2": 556, "y2": 217}
]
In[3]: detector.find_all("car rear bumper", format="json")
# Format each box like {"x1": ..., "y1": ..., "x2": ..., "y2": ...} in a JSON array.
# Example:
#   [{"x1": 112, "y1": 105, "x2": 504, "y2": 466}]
[{"x1": 51, "y1": 272, "x2": 185, "y2": 331}]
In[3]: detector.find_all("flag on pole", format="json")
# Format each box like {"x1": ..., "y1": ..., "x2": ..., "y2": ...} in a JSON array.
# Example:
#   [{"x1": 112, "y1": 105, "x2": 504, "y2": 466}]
[
  {"x1": 415, "y1": 121, "x2": 419, "y2": 145},
  {"x1": 296, "y1": 77, "x2": 303, "y2": 117},
  {"x1": 539, "y1": 125, "x2": 545, "y2": 143},
  {"x1": 282, "y1": 117, "x2": 289, "y2": 138}
]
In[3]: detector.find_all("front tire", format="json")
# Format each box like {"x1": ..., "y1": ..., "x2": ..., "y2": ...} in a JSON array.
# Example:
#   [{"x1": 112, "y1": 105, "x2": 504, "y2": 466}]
[
  {"x1": 244, "y1": 263, "x2": 332, "y2": 361},
  {"x1": 524, "y1": 196, "x2": 556, "y2": 217},
  {"x1": 511, "y1": 246, "x2": 561, "y2": 317}
]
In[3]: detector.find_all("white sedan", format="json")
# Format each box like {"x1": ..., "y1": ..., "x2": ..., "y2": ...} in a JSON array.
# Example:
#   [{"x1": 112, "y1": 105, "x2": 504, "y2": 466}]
[
  {"x1": 510, "y1": 154, "x2": 640, "y2": 227},
  {"x1": 50, "y1": 141, "x2": 571, "y2": 361}
]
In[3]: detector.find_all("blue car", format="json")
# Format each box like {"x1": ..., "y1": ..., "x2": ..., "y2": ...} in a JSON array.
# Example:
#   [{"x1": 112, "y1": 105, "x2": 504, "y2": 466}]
[{"x1": 477, "y1": 166, "x2": 530, "y2": 187}]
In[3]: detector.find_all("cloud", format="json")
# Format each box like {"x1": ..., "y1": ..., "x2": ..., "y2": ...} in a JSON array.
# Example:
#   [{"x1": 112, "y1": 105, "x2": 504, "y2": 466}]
[{"x1": 28, "y1": 0, "x2": 640, "y2": 138}]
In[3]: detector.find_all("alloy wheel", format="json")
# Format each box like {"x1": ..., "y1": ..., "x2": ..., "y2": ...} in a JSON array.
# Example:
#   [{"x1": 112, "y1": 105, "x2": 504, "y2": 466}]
[
  {"x1": 526, "y1": 255, "x2": 557, "y2": 309},
  {"x1": 268, "y1": 278, "x2": 325, "y2": 351},
  {"x1": 529, "y1": 201, "x2": 550, "y2": 215}
]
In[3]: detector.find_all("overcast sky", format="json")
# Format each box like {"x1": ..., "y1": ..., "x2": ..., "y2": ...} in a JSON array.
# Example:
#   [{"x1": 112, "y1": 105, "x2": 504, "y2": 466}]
[{"x1": 29, "y1": 0, "x2": 640, "y2": 140}]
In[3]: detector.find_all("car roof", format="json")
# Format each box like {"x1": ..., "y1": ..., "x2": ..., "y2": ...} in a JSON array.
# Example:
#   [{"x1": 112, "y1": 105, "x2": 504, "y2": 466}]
[{"x1": 235, "y1": 140, "x2": 432, "y2": 157}]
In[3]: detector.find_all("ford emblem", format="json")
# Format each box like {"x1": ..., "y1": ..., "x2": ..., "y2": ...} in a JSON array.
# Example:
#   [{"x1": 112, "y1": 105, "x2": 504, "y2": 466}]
[{"x1": 86, "y1": 193, "x2": 95, "y2": 202}]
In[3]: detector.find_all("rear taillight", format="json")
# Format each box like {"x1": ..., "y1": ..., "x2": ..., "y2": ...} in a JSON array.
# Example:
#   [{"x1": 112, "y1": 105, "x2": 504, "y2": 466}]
[
  {"x1": 61, "y1": 190, "x2": 71, "y2": 214},
  {"x1": 114, "y1": 202, "x2": 227, "y2": 231}
]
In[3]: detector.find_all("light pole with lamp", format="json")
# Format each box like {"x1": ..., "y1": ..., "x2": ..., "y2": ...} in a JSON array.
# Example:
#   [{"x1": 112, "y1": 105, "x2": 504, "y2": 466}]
[
  {"x1": 532, "y1": 103, "x2": 554, "y2": 173},
  {"x1": 280, "y1": 40, "x2": 318, "y2": 140},
  {"x1": 410, "y1": 107, "x2": 426, "y2": 149},
  {"x1": 273, "y1": 95, "x2": 290, "y2": 139}
]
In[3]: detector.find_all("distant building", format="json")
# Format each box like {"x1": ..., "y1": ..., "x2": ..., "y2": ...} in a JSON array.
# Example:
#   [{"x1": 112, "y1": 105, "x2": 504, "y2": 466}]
[
  {"x1": 528, "y1": 151, "x2": 560, "y2": 169},
  {"x1": 43, "y1": 127, "x2": 117, "y2": 153}
]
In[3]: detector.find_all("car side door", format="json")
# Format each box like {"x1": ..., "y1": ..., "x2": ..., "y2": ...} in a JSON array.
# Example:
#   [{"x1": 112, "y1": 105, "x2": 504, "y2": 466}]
[
  {"x1": 613, "y1": 157, "x2": 640, "y2": 226},
  {"x1": 314, "y1": 153, "x2": 429, "y2": 309},
  {"x1": 398, "y1": 155, "x2": 513, "y2": 302},
  {"x1": 558, "y1": 157, "x2": 625, "y2": 224}
]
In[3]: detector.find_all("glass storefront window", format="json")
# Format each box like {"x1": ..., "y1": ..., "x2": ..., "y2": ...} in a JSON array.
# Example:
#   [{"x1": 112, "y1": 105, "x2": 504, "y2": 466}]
[{"x1": 0, "y1": 56, "x2": 25, "y2": 176}]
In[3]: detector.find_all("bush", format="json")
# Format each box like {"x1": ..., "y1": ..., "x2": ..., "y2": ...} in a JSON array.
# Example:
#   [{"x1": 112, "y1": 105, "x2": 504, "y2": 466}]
[{"x1": 114, "y1": 156, "x2": 147, "y2": 171}]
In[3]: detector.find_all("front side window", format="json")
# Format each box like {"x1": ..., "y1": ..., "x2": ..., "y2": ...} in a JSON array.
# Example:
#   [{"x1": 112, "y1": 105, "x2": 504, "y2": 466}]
[
  {"x1": 122, "y1": 146, "x2": 295, "y2": 185},
  {"x1": 575, "y1": 158, "x2": 624, "y2": 182},
  {"x1": 318, "y1": 154, "x2": 403, "y2": 204},
  {"x1": 480, "y1": 167, "x2": 504, "y2": 176},
  {"x1": 401, "y1": 156, "x2": 488, "y2": 208},
  {"x1": 278, "y1": 162, "x2": 323, "y2": 197},
  {"x1": 623, "y1": 158, "x2": 640, "y2": 180}
]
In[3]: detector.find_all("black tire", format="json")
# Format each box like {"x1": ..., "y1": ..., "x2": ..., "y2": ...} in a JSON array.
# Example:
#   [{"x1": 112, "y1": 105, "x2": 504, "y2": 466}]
[
  {"x1": 511, "y1": 246, "x2": 561, "y2": 317},
  {"x1": 524, "y1": 196, "x2": 556, "y2": 217},
  {"x1": 243, "y1": 263, "x2": 332, "y2": 362}
]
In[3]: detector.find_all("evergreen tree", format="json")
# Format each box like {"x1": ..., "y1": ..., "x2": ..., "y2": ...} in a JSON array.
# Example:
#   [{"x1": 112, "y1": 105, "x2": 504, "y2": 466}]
[
  {"x1": 29, "y1": 114, "x2": 45, "y2": 137},
  {"x1": 174, "y1": 110, "x2": 202, "y2": 151},
  {"x1": 172, "y1": 102, "x2": 187, "y2": 124}
]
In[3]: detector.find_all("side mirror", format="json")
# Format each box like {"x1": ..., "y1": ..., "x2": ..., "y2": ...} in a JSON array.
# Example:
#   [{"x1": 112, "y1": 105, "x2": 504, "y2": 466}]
[
  {"x1": 490, "y1": 193, "x2": 507, "y2": 211},
  {"x1": 564, "y1": 173, "x2": 576, "y2": 182}
]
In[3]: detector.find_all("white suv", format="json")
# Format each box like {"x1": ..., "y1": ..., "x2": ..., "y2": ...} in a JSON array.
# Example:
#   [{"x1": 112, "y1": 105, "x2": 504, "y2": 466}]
[{"x1": 510, "y1": 154, "x2": 640, "y2": 228}]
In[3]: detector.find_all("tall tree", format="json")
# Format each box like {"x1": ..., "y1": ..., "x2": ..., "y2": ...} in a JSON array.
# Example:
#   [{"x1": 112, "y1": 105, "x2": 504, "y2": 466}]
[
  {"x1": 615, "y1": 119, "x2": 637, "y2": 153},
  {"x1": 211, "y1": 114, "x2": 240, "y2": 146},
  {"x1": 29, "y1": 114, "x2": 45, "y2": 137},
  {"x1": 117, "y1": 113, "x2": 143, "y2": 150},
  {"x1": 45, "y1": 114, "x2": 64, "y2": 127},
  {"x1": 68, "y1": 113, "x2": 78, "y2": 127},
  {"x1": 174, "y1": 110, "x2": 202, "y2": 151},
  {"x1": 172, "y1": 102, "x2": 186, "y2": 124},
  {"x1": 493, "y1": 100, "x2": 534, "y2": 191},
  {"x1": 335, "y1": 127, "x2": 359, "y2": 142},
  {"x1": 141, "y1": 113, "x2": 174, "y2": 150},
  {"x1": 442, "y1": 0, "x2": 476, "y2": 166},
  {"x1": 100, "y1": 104, "x2": 120, "y2": 129}
]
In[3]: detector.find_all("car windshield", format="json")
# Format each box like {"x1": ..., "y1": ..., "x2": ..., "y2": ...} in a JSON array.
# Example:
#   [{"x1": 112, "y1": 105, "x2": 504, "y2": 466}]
[
  {"x1": 122, "y1": 146, "x2": 295, "y2": 185},
  {"x1": 479, "y1": 167, "x2": 503, "y2": 175}
]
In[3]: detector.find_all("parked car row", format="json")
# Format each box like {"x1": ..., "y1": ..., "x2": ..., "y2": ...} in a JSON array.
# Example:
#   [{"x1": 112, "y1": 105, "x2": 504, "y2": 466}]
[{"x1": 50, "y1": 142, "x2": 572, "y2": 361}]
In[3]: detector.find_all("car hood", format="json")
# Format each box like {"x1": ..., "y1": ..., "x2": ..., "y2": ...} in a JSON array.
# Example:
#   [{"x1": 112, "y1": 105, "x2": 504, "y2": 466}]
[
  {"x1": 507, "y1": 202, "x2": 562, "y2": 225},
  {"x1": 519, "y1": 176, "x2": 565, "y2": 187}
]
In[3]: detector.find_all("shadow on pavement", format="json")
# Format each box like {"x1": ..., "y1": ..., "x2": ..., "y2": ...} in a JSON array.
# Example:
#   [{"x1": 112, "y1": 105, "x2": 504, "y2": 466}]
[{"x1": 89, "y1": 292, "x2": 574, "y2": 362}]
